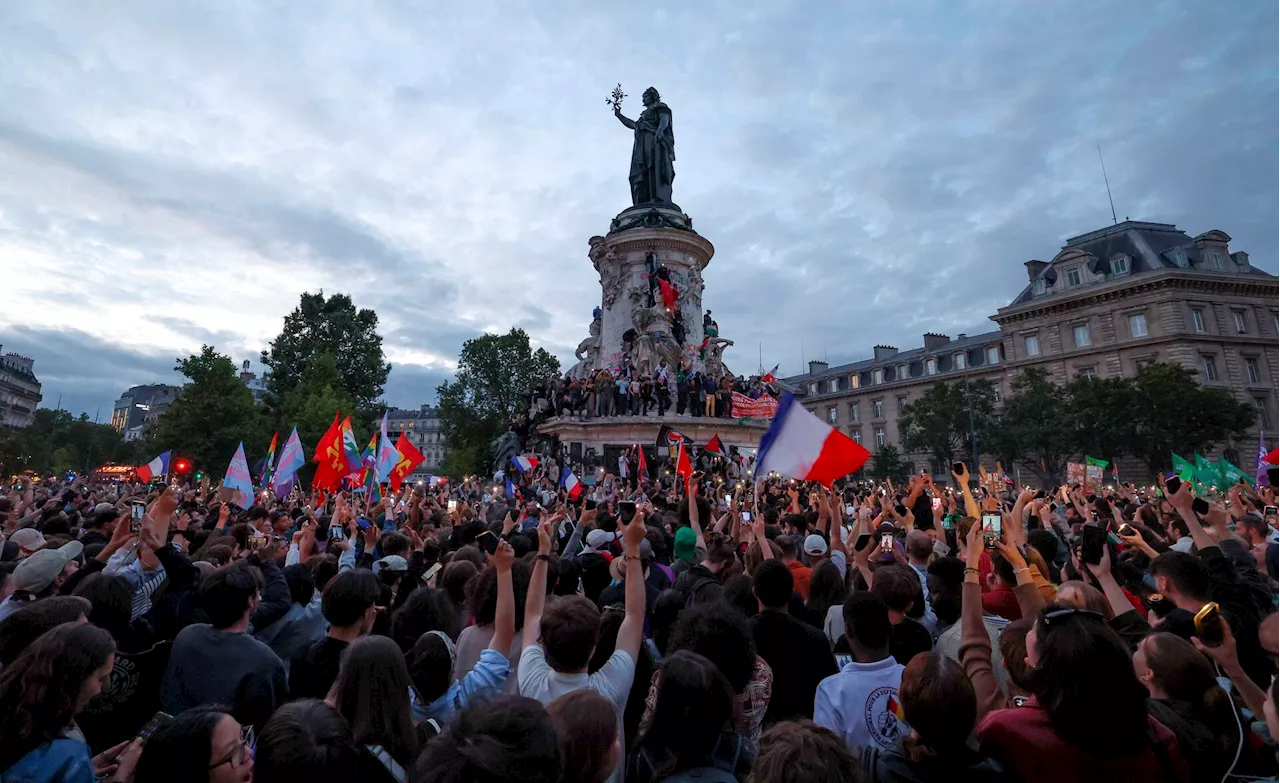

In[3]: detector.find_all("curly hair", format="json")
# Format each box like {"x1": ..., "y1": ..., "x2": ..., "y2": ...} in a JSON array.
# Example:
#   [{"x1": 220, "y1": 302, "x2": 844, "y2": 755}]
[
  {"x1": 467, "y1": 558, "x2": 532, "y2": 630},
  {"x1": 391, "y1": 587, "x2": 460, "y2": 652},
  {"x1": 0, "y1": 622, "x2": 116, "y2": 769}
]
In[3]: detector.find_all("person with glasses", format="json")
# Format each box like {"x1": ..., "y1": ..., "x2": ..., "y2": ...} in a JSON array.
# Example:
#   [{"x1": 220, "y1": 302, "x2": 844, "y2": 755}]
[{"x1": 133, "y1": 707, "x2": 252, "y2": 783}]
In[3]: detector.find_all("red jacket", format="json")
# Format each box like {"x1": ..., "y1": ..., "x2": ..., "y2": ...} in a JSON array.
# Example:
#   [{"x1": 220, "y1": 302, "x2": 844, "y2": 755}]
[{"x1": 978, "y1": 698, "x2": 1189, "y2": 783}]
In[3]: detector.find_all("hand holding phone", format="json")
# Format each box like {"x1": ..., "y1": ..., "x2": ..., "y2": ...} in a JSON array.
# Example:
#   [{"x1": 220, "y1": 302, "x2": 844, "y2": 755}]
[{"x1": 980, "y1": 513, "x2": 1002, "y2": 548}]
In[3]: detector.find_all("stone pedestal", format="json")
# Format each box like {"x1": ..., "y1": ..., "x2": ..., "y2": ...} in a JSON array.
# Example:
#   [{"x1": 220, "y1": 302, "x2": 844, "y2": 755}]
[{"x1": 537, "y1": 413, "x2": 766, "y2": 471}]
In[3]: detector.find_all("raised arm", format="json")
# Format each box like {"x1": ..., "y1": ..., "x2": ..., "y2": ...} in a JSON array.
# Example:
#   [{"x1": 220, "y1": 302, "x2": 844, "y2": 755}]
[
  {"x1": 952, "y1": 464, "x2": 981, "y2": 520},
  {"x1": 688, "y1": 484, "x2": 707, "y2": 553},
  {"x1": 614, "y1": 110, "x2": 637, "y2": 129},
  {"x1": 522, "y1": 519, "x2": 554, "y2": 651},
  {"x1": 614, "y1": 504, "x2": 649, "y2": 660},
  {"x1": 488, "y1": 541, "x2": 517, "y2": 655}
]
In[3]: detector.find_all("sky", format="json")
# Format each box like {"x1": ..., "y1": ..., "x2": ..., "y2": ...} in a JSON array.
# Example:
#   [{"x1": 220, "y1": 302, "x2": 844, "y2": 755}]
[{"x1": 1, "y1": 1, "x2": 1276, "y2": 419}]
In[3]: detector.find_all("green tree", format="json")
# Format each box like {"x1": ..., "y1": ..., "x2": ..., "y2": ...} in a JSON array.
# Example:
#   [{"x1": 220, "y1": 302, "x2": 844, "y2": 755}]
[
  {"x1": 150, "y1": 345, "x2": 266, "y2": 475},
  {"x1": 1065, "y1": 375, "x2": 1137, "y2": 467},
  {"x1": 986, "y1": 368, "x2": 1072, "y2": 487},
  {"x1": 261, "y1": 292, "x2": 391, "y2": 413},
  {"x1": 0, "y1": 409, "x2": 130, "y2": 476},
  {"x1": 437, "y1": 328, "x2": 560, "y2": 476},
  {"x1": 272, "y1": 351, "x2": 363, "y2": 487},
  {"x1": 899, "y1": 380, "x2": 995, "y2": 473},
  {"x1": 867, "y1": 443, "x2": 906, "y2": 482},
  {"x1": 1127, "y1": 362, "x2": 1256, "y2": 475}
]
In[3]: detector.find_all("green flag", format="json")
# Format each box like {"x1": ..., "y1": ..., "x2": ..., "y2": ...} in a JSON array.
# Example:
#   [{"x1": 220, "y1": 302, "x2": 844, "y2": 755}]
[
  {"x1": 1220, "y1": 459, "x2": 1255, "y2": 487},
  {"x1": 1194, "y1": 453, "x2": 1226, "y2": 490},
  {"x1": 1085, "y1": 456, "x2": 1109, "y2": 468},
  {"x1": 1171, "y1": 453, "x2": 1196, "y2": 483}
]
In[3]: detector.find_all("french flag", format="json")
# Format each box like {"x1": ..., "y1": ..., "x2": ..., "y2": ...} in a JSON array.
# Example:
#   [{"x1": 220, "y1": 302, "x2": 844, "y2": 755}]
[
  {"x1": 561, "y1": 467, "x2": 583, "y2": 500},
  {"x1": 755, "y1": 393, "x2": 870, "y2": 487},
  {"x1": 137, "y1": 451, "x2": 172, "y2": 483},
  {"x1": 511, "y1": 455, "x2": 540, "y2": 473}
]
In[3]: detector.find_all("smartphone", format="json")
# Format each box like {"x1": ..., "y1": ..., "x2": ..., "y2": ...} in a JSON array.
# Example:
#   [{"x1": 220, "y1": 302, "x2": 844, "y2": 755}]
[
  {"x1": 981, "y1": 514, "x2": 1002, "y2": 548},
  {"x1": 249, "y1": 533, "x2": 267, "y2": 551},
  {"x1": 421, "y1": 562, "x2": 443, "y2": 584},
  {"x1": 854, "y1": 533, "x2": 874, "y2": 552},
  {"x1": 1193, "y1": 602, "x2": 1225, "y2": 647},
  {"x1": 723, "y1": 494, "x2": 732, "y2": 505},
  {"x1": 952, "y1": 461, "x2": 966, "y2": 474},
  {"x1": 1080, "y1": 524, "x2": 1107, "y2": 565},
  {"x1": 618, "y1": 500, "x2": 637, "y2": 524},
  {"x1": 1164, "y1": 475, "x2": 1181, "y2": 496},
  {"x1": 1191, "y1": 496, "x2": 1210, "y2": 515},
  {"x1": 844, "y1": 503, "x2": 856, "y2": 516},
  {"x1": 941, "y1": 515, "x2": 953, "y2": 531},
  {"x1": 740, "y1": 511, "x2": 751, "y2": 522},
  {"x1": 136, "y1": 711, "x2": 173, "y2": 744},
  {"x1": 1265, "y1": 505, "x2": 1278, "y2": 518},
  {"x1": 879, "y1": 533, "x2": 894, "y2": 551},
  {"x1": 931, "y1": 497, "x2": 941, "y2": 511},
  {"x1": 447, "y1": 499, "x2": 458, "y2": 512},
  {"x1": 327, "y1": 526, "x2": 344, "y2": 541},
  {"x1": 584, "y1": 498, "x2": 597, "y2": 511},
  {"x1": 130, "y1": 501, "x2": 145, "y2": 533},
  {"x1": 476, "y1": 530, "x2": 499, "y2": 555},
  {"x1": 1117, "y1": 523, "x2": 1137, "y2": 538}
]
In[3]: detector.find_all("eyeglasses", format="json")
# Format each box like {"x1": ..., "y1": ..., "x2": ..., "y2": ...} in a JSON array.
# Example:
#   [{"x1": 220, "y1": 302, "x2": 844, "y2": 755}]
[
  {"x1": 1040, "y1": 607, "x2": 1105, "y2": 628},
  {"x1": 208, "y1": 725, "x2": 254, "y2": 771}
]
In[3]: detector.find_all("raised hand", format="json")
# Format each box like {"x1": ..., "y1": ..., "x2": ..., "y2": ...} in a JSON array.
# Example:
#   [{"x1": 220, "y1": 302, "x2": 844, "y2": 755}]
[{"x1": 488, "y1": 539, "x2": 516, "y2": 571}]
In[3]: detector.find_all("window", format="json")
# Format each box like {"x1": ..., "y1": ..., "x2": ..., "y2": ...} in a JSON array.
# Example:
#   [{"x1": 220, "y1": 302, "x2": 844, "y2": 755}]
[
  {"x1": 1233, "y1": 311, "x2": 1247, "y2": 334},
  {"x1": 1202, "y1": 355, "x2": 1218, "y2": 382},
  {"x1": 897, "y1": 364, "x2": 908, "y2": 381},
  {"x1": 1210, "y1": 248, "x2": 1226, "y2": 270},
  {"x1": 986, "y1": 346, "x2": 999, "y2": 365},
  {"x1": 1128, "y1": 313, "x2": 1148, "y2": 338},
  {"x1": 1191, "y1": 308, "x2": 1206, "y2": 333},
  {"x1": 1065, "y1": 267, "x2": 1082, "y2": 287},
  {"x1": 1135, "y1": 357, "x2": 1155, "y2": 372},
  {"x1": 1073, "y1": 324, "x2": 1091, "y2": 347},
  {"x1": 850, "y1": 374, "x2": 860, "y2": 389},
  {"x1": 991, "y1": 382, "x2": 1002, "y2": 403},
  {"x1": 1171, "y1": 249, "x2": 1188, "y2": 267},
  {"x1": 872, "y1": 368, "x2": 884, "y2": 385},
  {"x1": 849, "y1": 403, "x2": 859, "y2": 422},
  {"x1": 897, "y1": 395, "x2": 909, "y2": 411},
  {"x1": 925, "y1": 358, "x2": 937, "y2": 375},
  {"x1": 1255, "y1": 397, "x2": 1271, "y2": 428},
  {"x1": 1076, "y1": 366, "x2": 1097, "y2": 380},
  {"x1": 828, "y1": 378, "x2": 839, "y2": 393},
  {"x1": 1033, "y1": 279, "x2": 1047, "y2": 296},
  {"x1": 954, "y1": 353, "x2": 966, "y2": 370},
  {"x1": 807, "y1": 382, "x2": 818, "y2": 395},
  {"x1": 851, "y1": 429, "x2": 862, "y2": 445},
  {"x1": 1025, "y1": 335, "x2": 1041, "y2": 357},
  {"x1": 827, "y1": 407, "x2": 838, "y2": 425},
  {"x1": 1246, "y1": 357, "x2": 1261, "y2": 384},
  {"x1": 1110, "y1": 255, "x2": 1130, "y2": 275},
  {"x1": 874, "y1": 426, "x2": 886, "y2": 447},
  {"x1": 873, "y1": 399, "x2": 884, "y2": 419}
]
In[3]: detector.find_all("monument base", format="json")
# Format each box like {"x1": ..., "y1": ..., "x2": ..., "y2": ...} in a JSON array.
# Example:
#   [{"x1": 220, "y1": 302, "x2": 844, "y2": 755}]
[{"x1": 535, "y1": 413, "x2": 766, "y2": 472}]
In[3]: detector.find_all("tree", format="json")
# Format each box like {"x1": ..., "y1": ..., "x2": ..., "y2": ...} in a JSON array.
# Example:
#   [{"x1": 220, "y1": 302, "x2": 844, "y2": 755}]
[
  {"x1": 272, "y1": 352, "x2": 363, "y2": 488},
  {"x1": 1065, "y1": 375, "x2": 1137, "y2": 467},
  {"x1": 1127, "y1": 362, "x2": 1256, "y2": 475},
  {"x1": 867, "y1": 444, "x2": 906, "y2": 482},
  {"x1": 987, "y1": 368, "x2": 1071, "y2": 487},
  {"x1": 0, "y1": 409, "x2": 131, "y2": 477},
  {"x1": 261, "y1": 292, "x2": 390, "y2": 413},
  {"x1": 899, "y1": 380, "x2": 996, "y2": 473},
  {"x1": 150, "y1": 346, "x2": 266, "y2": 475},
  {"x1": 436, "y1": 329, "x2": 561, "y2": 476}
]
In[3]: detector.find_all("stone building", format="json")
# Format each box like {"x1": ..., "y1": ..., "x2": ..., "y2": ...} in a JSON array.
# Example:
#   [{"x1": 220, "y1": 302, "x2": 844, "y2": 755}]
[
  {"x1": 386, "y1": 405, "x2": 448, "y2": 478},
  {"x1": 111, "y1": 384, "x2": 183, "y2": 441},
  {"x1": 785, "y1": 220, "x2": 1279, "y2": 478},
  {"x1": 0, "y1": 349, "x2": 42, "y2": 428}
]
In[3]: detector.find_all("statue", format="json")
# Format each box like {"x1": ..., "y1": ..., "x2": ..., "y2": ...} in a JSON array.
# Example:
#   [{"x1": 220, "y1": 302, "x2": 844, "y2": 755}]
[
  {"x1": 566, "y1": 315, "x2": 602, "y2": 379},
  {"x1": 612, "y1": 86, "x2": 675, "y2": 205},
  {"x1": 703, "y1": 336, "x2": 734, "y2": 378},
  {"x1": 490, "y1": 431, "x2": 520, "y2": 475}
]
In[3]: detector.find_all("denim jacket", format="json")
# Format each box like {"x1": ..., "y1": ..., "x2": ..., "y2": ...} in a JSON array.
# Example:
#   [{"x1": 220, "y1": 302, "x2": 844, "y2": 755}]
[{"x1": 1, "y1": 736, "x2": 95, "y2": 783}]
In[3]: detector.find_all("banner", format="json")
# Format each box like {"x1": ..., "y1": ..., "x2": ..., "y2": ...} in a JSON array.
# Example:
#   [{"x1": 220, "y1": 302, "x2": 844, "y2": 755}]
[
  {"x1": 731, "y1": 392, "x2": 779, "y2": 419},
  {"x1": 1066, "y1": 462, "x2": 1085, "y2": 486}
]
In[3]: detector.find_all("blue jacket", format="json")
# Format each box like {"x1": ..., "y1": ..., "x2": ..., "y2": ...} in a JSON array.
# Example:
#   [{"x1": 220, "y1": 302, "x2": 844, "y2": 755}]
[{"x1": 2, "y1": 738, "x2": 95, "y2": 783}]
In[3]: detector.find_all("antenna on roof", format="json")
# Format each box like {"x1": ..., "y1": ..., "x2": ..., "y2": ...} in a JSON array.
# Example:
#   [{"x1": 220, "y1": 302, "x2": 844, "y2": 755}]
[{"x1": 1097, "y1": 143, "x2": 1118, "y2": 226}]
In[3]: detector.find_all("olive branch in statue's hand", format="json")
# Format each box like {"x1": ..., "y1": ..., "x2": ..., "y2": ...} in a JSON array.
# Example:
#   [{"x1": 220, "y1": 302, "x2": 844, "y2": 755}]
[{"x1": 606, "y1": 83, "x2": 626, "y2": 113}]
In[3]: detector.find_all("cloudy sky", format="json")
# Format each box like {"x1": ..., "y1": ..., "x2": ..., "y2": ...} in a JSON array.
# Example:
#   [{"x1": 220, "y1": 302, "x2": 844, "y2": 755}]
[{"x1": 2, "y1": 1, "x2": 1276, "y2": 419}]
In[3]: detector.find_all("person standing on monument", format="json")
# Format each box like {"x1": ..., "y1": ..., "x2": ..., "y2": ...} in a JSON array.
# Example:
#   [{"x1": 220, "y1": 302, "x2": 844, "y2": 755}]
[{"x1": 614, "y1": 87, "x2": 675, "y2": 205}]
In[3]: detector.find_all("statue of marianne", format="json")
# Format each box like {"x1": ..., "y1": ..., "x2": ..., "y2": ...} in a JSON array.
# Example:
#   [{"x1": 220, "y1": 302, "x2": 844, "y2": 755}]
[{"x1": 613, "y1": 87, "x2": 675, "y2": 205}]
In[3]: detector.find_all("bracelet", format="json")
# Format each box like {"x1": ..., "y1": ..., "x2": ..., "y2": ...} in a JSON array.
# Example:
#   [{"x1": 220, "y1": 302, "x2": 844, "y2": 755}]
[
  {"x1": 1013, "y1": 567, "x2": 1031, "y2": 574},
  {"x1": 624, "y1": 554, "x2": 641, "y2": 562},
  {"x1": 534, "y1": 554, "x2": 553, "y2": 563},
  {"x1": 963, "y1": 567, "x2": 980, "y2": 576}
]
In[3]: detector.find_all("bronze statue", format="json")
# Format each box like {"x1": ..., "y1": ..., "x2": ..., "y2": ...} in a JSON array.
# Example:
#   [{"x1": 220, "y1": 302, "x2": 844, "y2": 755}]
[{"x1": 613, "y1": 87, "x2": 675, "y2": 205}]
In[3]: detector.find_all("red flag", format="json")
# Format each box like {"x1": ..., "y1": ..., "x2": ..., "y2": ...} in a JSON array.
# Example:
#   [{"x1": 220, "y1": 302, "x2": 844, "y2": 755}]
[
  {"x1": 703, "y1": 434, "x2": 724, "y2": 457},
  {"x1": 637, "y1": 446, "x2": 648, "y2": 480},
  {"x1": 310, "y1": 412, "x2": 346, "y2": 493},
  {"x1": 389, "y1": 434, "x2": 426, "y2": 492},
  {"x1": 657, "y1": 278, "x2": 678, "y2": 311},
  {"x1": 676, "y1": 440, "x2": 694, "y2": 496}
]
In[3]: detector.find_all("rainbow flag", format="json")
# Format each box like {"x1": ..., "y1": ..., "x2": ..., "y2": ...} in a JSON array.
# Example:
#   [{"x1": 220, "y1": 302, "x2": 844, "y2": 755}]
[{"x1": 259, "y1": 432, "x2": 279, "y2": 487}]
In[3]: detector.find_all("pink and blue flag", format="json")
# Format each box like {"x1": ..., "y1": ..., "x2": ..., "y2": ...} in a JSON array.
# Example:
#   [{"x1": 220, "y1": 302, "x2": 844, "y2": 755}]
[
  {"x1": 136, "y1": 451, "x2": 171, "y2": 483},
  {"x1": 511, "y1": 455, "x2": 540, "y2": 473},
  {"x1": 561, "y1": 467, "x2": 583, "y2": 500},
  {"x1": 1257, "y1": 432, "x2": 1271, "y2": 486},
  {"x1": 755, "y1": 393, "x2": 871, "y2": 487},
  {"x1": 270, "y1": 427, "x2": 306, "y2": 499},
  {"x1": 375, "y1": 413, "x2": 399, "y2": 483},
  {"x1": 223, "y1": 443, "x2": 255, "y2": 508}
]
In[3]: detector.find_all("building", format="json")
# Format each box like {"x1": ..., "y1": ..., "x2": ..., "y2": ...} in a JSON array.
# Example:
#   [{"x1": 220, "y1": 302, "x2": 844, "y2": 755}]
[
  {"x1": 0, "y1": 348, "x2": 42, "y2": 428},
  {"x1": 786, "y1": 220, "x2": 1279, "y2": 477},
  {"x1": 111, "y1": 384, "x2": 183, "y2": 441},
  {"x1": 385, "y1": 405, "x2": 448, "y2": 479},
  {"x1": 238, "y1": 360, "x2": 268, "y2": 404}
]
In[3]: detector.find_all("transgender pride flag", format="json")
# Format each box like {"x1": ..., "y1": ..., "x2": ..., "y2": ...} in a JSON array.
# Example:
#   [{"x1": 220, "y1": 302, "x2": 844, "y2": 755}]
[{"x1": 223, "y1": 443, "x2": 255, "y2": 508}]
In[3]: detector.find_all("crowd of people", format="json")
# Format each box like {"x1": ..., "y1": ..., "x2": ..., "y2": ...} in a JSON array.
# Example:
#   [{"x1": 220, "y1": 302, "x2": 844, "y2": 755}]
[{"x1": 0, "y1": 455, "x2": 1277, "y2": 782}]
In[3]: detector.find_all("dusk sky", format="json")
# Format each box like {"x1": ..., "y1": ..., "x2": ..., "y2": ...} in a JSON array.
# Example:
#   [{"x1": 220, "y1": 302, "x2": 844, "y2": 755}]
[{"x1": 1, "y1": 1, "x2": 1276, "y2": 418}]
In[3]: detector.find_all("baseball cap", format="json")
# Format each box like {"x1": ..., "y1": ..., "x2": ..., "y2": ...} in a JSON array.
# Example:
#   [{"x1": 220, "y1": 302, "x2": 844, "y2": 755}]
[
  {"x1": 377, "y1": 555, "x2": 409, "y2": 572},
  {"x1": 586, "y1": 529, "x2": 618, "y2": 550},
  {"x1": 11, "y1": 541, "x2": 84, "y2": 593},
  {"x1": 93, "y1": 502, "x2": 116, "y2": 515},
  {"x1": 638, "y1": 539, "x2": 654, "y2": 562},
  {"x1": 9, "y1": 528, "x2": 46, "y2": 555},
  {"x1": 673, "y1": 526, "x2": 698, "y2": 563},
  {"x1": 803, "y1": 534, "x2": 829, "y2": 557}
]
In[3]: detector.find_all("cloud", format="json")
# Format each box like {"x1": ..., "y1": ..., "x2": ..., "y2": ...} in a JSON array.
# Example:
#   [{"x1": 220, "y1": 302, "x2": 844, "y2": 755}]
[{"x1": 0, "y1": 1, "x2": 1274, "y2": 416}]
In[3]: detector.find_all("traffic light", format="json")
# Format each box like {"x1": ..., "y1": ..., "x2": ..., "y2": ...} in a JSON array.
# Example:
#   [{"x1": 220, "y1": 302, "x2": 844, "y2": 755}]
[
  {"x1": 174, "y1": 459, "x2": 190, "y2": 473},
  {"x1": 194, "y1": 471, "x2": 205, "y2": 481}
]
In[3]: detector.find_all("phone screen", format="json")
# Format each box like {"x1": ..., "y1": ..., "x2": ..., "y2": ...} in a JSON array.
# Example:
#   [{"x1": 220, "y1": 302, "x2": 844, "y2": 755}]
[
  {"x1": 136, "y1": 711, "x2": 173, "y2": 744},
  {"x1": 422, "y1": 562, "x2": 443, "y2": 584},
  {"x1": 1080, "y1": 524, "x2": 1107, "y2": 565},
  {"x1": 931, "y1": 497, "x2": 942, "y2": 510},
  {"x1": 981, "y1": 514, "x2": 1002, "y2": 547},
  {"x1": 447, "y1": 499, "x2": 458, "y2": 512},
  {"x1": 328, "y1": 526, "x2": 344, "y2": 541},
  {"x1": 879, "y1": 533, "x2": 894, "y2": 551}
]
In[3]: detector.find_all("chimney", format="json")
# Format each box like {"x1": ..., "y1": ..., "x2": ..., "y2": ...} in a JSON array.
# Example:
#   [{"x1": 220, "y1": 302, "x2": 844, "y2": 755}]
[
  {"x1": 873, "y1": 345, "x2": 898, "y2": 362},
  {"x1": 1024, "y1": 260, "x2": 1048, "y2": 282},
  {"x1": 807, "y1": 360, "x2": 829, "y2": 375},
  {"x1": 1231, "y1": 251, "x2": 1250, "y2": 268},
  {"x1": 957, "y1": 334, "x2": 967, "y2": 341},
  {"x1": 922, "y1": 333, "x2": 950, "y2": 352}
]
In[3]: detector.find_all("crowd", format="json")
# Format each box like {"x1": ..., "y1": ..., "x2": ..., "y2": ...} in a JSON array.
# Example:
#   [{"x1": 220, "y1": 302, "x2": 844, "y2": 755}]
[{"x1": 0, "y1": 455, "x2": 1277, "y2": 783}]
